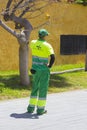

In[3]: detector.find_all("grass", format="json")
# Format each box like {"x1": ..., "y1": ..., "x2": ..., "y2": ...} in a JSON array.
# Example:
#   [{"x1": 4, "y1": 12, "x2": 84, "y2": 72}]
[
  {"x1": 51, "y1": 63, "x2": 84, "y2": 72},
  {"x1": 0, "y1": 63, "x2": 86, "y2": 100},
  {"x1": 50, "y1": 71, "x2": 87, "y2": 93}
]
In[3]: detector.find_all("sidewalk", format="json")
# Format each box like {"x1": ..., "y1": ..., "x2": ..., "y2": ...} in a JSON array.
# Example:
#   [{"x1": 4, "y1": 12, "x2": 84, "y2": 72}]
[{"x1": 0, "y1": 90, "x2": 87, "y2": 130}]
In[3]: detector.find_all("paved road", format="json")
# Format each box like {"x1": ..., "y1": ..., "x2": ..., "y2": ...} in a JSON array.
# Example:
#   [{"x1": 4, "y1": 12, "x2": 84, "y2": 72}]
[{"x1": 0, "y1": 90, "x2": 87, "y2": 130}]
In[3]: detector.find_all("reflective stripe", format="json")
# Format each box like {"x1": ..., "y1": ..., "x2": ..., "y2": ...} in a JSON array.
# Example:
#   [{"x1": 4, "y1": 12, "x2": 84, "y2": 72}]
[
  {"x1": 39, "y1": 98, "x2": 46, "y2": 100},
  {"x1": 30, "y1": 96, "x2": 37, "y2": 98},
  {"x1": 32, "y1": 56, "x2": 48, "y2": 66},
  {"x1": 32, "y1": 61, "x2": 44, "y2": 65},
  {"x1": 33, "y1": 56, "x2": 48, "y2": 61},
  {"x1": 29, "y1": 98, "x2": 37, "y2": 106},
  {"x1": 29, "y1": 105, "x2": 35, "y2": 107},
  {"x1": 37, "y1": 106, "x2": 45, "y2": 109},
  {"x1": 37, "y1": 100, "x2": 46, "y2": 107}
]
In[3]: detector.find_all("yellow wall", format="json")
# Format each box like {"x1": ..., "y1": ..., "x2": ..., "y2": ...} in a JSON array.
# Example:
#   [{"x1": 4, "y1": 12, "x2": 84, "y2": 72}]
[{"x1": 0, "y1": 3, "x2": 87, "y2": 70}]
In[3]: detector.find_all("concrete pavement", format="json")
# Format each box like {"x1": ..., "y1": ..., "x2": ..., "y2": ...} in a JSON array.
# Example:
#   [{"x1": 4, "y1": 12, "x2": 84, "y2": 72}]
[{"x1": 0, "y1": 90, "x2": 87, "y2": 130}]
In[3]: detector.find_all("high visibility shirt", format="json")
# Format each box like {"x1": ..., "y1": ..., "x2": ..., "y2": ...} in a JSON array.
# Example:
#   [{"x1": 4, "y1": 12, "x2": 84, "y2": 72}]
[
  {"x1": 30, "y1": 39, "x2": 54, "y2": 57},
  {"x1": 30, "y1": 39, "x2": 54, "y2": 70}
]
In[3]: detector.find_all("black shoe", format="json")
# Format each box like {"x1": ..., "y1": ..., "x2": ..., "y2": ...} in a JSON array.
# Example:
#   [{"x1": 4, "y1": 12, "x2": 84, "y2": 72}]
[
  {"x1": 27, "y1": 105, "x2": 35, "y2": 113},
  {"x1": 37, "y1": 110, "x2": 47, "y2": 115},
  {"x1": 27, "y1": 110, "x2": 34, "y2": 114}
]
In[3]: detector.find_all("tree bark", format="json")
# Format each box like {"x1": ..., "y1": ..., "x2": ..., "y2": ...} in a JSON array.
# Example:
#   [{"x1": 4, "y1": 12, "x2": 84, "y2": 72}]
[
  {"x1": 19, "y1": 43, "x2": 29, "y2": 86},
  {"x1": 85, "y1": 37, "x2": 87, "y2": 71},
  {"x1": 85, "y1": 49, "x2": 87, "y2": 71},
  {"x1": 11, "y1": 16, "x2": 33, "y2": 86},
  {"x1": 0, "y1": 18, "x2": 33, "y2": 86}
]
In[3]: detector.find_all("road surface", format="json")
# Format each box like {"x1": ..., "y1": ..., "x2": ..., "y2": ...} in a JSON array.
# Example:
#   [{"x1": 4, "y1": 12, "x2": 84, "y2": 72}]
[{"x1": 0, "y1": 90, "x2": 87, "y2": 130}]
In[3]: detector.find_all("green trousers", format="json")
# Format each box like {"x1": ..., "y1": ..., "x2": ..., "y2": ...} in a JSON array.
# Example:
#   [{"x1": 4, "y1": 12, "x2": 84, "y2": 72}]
[{"x1": 27, "y1": 68, "x2": 50, "y2": 114}]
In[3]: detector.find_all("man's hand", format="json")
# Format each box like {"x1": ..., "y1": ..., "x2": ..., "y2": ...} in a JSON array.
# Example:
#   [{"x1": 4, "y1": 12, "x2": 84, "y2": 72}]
[
  {"x1": 30, "y1": 69, "x2": 36, "y2": 74},
  {"x1": 44, "y1": 63, "x2": 50, "y2": 68},
  {"x1": 46, "y1": 63, "x2": 50, "y2": 67},
  {"x1": 47, "y1": 63, "x2": 51, "y2": 68}
]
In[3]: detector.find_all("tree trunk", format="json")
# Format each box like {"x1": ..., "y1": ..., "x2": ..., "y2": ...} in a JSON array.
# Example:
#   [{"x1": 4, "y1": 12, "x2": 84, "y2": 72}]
[
  {"x1": 19, "y1": 43, "x2": 29, "y2": 86},
  {"x1": 85, "y1": 49, "x2": 87, "y2": 71},
  {"x1": 85, "y1": 37, "x2": 87, "y2": 71}
]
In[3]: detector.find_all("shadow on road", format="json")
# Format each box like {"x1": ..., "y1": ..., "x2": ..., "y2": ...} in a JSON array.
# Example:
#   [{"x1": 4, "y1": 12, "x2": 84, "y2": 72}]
[{"x1": 10, "y1": 112, "x2": 39, "y2": 119}]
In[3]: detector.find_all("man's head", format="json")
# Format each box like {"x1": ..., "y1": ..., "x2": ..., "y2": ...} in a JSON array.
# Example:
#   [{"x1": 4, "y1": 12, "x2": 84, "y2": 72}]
[{"x1": 38, "y1": 29, "x2": 49, "y2": 40}]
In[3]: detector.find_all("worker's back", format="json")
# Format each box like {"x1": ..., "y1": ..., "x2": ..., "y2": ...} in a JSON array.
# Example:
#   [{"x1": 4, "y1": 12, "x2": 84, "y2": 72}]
[{"x1": 30, "y1": 39, "x2": 54, "y2": 70}]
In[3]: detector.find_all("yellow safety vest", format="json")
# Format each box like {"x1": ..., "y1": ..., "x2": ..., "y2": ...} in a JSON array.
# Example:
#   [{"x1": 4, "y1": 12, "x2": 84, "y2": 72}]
[
  {"x1": 30, "y1": 39, "x2": 54, "y2": 70},
  {"x1": 30, "y1": 39, "x2": 54, "y2": 57}
]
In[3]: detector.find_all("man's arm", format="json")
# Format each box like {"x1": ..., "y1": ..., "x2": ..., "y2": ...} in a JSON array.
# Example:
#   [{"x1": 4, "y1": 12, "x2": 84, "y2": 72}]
[
  {"x1": 48, "y1": 54, "x2": 55, "y2": 68},
  {"x1": 46, "y1": 43, "x2": 55, "y2": 68}
]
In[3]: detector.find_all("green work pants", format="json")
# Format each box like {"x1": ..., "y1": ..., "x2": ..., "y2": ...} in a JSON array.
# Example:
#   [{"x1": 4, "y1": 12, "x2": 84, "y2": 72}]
[{"x1": 28, "y1": 67, "x2": 50, "y2": 114}]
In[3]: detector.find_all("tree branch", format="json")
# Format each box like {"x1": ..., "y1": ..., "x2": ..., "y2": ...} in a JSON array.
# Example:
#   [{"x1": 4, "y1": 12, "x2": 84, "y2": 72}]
[
  {"x1": 33, "y1": 20, "x2": 50, "y2": 30},
  {"x1": 6, "y1": 0, "x2": 52, "y2": 14},
  {"x1": 6, "y1": 0, "x2": 12, "y2": 10},
  {"x1": 10, "y1": 15, "x2": 33, "y2": 40},
  {"x1": 0, "y1": 20, "x2": 18, "y2": 37},
  {"x1": 18, "y1": 3, "x2": 35, "y2": 18},
  {"x1": 11, "y1": 0, "x2": 24, "y2": 15}
]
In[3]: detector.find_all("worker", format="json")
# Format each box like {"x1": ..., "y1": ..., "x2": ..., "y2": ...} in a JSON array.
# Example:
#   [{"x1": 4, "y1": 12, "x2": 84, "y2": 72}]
[{"x1": 27, "y1": 29, "x2": 55, "y2": 115}]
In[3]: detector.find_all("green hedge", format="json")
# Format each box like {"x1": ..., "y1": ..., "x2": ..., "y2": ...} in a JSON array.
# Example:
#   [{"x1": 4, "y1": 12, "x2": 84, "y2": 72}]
[{"x1": 75, "y1": 0, "x2": 87, "y2": 6}]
